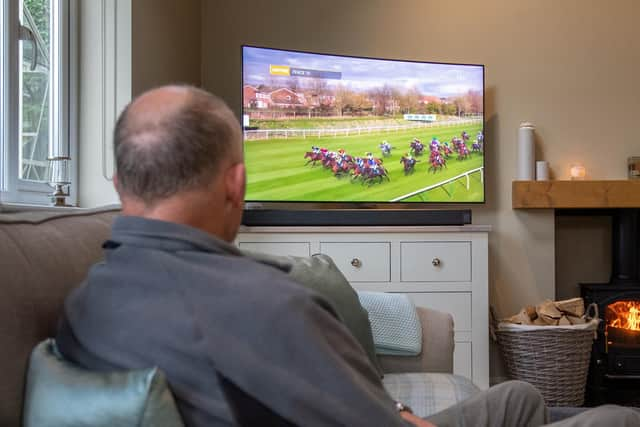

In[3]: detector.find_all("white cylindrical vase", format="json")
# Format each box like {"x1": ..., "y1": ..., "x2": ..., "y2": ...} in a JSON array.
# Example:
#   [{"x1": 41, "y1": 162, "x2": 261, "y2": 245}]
[
  {"x1": 517, "y1": 122, "x2": 535, "y2": 180},
  {"x1": 536, "y1": 161, "x2": 549, "y2": 181}
]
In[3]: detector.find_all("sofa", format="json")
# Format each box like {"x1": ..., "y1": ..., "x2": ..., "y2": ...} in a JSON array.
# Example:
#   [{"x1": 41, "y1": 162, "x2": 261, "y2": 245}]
[{"x1": 0, "y1": 206, "x2": 478, "y2": 426}]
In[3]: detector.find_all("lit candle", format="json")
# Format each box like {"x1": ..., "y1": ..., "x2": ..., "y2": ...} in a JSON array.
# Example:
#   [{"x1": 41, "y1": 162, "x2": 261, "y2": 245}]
[{"x1": 570, "y1": 164, "x2": 586, "y2": 180}]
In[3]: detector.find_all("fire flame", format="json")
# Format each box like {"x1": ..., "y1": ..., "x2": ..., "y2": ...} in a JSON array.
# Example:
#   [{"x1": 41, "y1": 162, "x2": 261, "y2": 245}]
[{"x1": 608, "y1": 301, "x2": 640, "y2": 331}]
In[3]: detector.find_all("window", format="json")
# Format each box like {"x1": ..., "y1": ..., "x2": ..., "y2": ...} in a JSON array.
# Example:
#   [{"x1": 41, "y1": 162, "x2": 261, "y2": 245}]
[{"x1": 1, "y1": 0, "x2": 76, "y2": 205}]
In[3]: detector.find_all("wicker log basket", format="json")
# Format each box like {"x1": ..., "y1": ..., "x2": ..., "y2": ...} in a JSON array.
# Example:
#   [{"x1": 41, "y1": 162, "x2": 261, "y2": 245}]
[{"x1": 491, "y1": 304, "x2": 599, "y2": 407}]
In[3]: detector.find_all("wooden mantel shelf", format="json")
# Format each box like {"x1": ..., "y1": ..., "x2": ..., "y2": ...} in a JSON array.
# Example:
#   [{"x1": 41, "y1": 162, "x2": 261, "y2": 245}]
[{"x1": 512, "y1": 180, "x2": 640, "y2": 209}]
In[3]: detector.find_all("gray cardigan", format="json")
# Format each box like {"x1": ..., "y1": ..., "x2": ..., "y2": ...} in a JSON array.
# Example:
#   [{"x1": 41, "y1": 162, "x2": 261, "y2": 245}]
[{"x1": 56, "y1": 216, "x2": 410, "y2": 427}]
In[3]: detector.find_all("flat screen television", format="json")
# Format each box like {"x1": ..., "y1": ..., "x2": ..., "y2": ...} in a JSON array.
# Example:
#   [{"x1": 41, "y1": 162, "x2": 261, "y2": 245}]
[{"x1": 241, "y1": 45, "x2": 484, "y2": 224}]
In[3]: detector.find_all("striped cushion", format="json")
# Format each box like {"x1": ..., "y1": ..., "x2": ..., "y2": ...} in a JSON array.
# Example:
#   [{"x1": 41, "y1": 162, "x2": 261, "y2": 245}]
[{"x1": 382, "y1": 373, "x2": 479, "y2": 417}]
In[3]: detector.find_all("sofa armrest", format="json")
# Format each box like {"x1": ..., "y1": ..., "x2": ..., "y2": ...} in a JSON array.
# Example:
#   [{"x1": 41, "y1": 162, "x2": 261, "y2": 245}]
[{"x1": 377, "y1": 307, "x2": 454, "y2": 374}]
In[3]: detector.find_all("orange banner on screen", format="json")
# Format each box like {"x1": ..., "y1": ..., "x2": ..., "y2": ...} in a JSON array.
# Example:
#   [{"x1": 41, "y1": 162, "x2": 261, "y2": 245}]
[{"x1": 269, "y1": 65, "x2": 290, "y2": 76}]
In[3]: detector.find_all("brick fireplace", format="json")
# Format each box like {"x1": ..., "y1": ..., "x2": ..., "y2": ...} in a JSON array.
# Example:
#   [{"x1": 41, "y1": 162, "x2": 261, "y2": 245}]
[{"x1": 580, "y1": 209, "x2": 640, "y2": 406}]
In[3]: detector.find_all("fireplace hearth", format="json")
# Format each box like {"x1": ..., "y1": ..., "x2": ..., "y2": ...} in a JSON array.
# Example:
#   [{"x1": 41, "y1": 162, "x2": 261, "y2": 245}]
[{"x1": 580, "y1": 209, "x2": 640, "y2": 406}]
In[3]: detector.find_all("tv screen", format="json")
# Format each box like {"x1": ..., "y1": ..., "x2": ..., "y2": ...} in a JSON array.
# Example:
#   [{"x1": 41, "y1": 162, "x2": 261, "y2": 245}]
[{"x1": 242, "y1": 46, "x2": 484, "y2": 204}]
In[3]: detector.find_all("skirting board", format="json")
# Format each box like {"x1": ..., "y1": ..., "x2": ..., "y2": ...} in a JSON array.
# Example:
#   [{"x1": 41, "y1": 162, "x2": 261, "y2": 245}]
[{"x1": 241, "y1": 209, "x2": 472, "y2": 227}]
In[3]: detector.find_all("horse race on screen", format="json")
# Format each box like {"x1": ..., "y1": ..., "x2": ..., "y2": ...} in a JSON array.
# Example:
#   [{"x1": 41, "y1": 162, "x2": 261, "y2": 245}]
[{"x1": 242, "y1": 46, "x2": 485, "y2": 203}]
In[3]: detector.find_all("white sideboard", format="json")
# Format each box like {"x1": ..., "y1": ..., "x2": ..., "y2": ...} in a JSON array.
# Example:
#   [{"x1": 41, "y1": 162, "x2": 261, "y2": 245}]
[{"x1": 236, "y1": 225, "x2": 490, "y2": 390}]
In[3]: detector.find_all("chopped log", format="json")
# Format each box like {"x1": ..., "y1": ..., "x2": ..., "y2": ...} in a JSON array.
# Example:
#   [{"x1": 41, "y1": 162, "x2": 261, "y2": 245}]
[
  {"x1": 567, "y1": 315, "x2": 586, "y2": 325},
  {"x1": 541, "y1": 316, "x2": 560, "y2": 326},
  {"x1": 537, "y1": 299, "x2": 562, "y2": 324},
  {"x1": 533, "y1": 317, "x2": 548, "y2": 326},
  {"x1": 506, "y1": 308, "x2": 534, "y2": 324},
  {"x1": 558, "y1": 315, "x2": 572, "y2": 326},
  {"x1": 555, "y1": 297, "x2": 585, "y2": 317}
]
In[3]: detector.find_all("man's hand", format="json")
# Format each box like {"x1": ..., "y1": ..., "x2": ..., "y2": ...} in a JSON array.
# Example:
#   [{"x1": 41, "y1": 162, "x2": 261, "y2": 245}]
[{"x1": 400, "y1": 410, "x2": 437, "y2": 427}]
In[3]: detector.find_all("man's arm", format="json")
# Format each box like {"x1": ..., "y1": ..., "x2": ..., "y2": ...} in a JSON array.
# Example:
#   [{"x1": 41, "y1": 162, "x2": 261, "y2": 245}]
[{"x1": 200, "y1": 290, "x2": 412, "y2": 427}]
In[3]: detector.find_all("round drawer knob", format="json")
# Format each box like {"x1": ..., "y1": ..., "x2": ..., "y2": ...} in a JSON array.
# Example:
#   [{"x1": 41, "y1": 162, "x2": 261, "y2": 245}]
[
  {"x1": 351, "y1": 258, "x2": 362, "y2": 268},
  {"x1": 432, "y1": 258, "x2": 441, "y2": 267}
]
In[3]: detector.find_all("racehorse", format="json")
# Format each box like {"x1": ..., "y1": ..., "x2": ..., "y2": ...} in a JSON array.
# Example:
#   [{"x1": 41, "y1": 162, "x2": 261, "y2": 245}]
[
  {"x1": 304, "y1": 151, "x2": 323, "y2": 166},
  {"x1": 379, "y1": 142, "x2": 393, "y2": 157},
  {"x1": 361, "y1": 165, "x2": 390, "y2": 185},
  {"x1": 442, "y1": 145, "x2": 453, "y2": 158},
  {"x1": 428, "y1": 153, "x2": 446, "y2": 173},
  {"x1": 332, "y1": 154, "x2": 354, "y2": 176},
  {"x1": 322, "y1": 152, "x2": 336, "y2": 169},
  {"x1": 457, "y1": 144, "x2": 470, "y2": 160},
  {"x1": 410, "y1": 140, "x2": 424, "y2": 156},
  {"x1": 400, "y1": 156, "x2": 418, "y2": 175},
  {"x1": 472, "y1": 141, "x2": 483, "y2": 153}
]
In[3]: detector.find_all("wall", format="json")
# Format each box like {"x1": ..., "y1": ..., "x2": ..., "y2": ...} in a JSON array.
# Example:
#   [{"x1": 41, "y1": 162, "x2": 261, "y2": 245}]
[
  {"x1": 131, "y1": 0, "x2": 202, "y2": 96},
  {"x1": 200, "y1": 0, "x2": 640, "y2": 381}
]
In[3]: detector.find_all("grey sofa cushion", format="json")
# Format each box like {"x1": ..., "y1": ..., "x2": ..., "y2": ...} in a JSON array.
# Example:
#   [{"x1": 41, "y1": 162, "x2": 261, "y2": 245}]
[
  {"x1": 383, "y1": 373, "x2": 479, "y2": 418},
  {"x1": 24, "y1": 339, "x2": 184, "y2": 427}
]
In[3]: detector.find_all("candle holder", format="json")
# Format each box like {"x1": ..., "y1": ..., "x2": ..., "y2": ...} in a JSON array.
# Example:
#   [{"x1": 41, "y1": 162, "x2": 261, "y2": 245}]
[
  {"x1": 48, "y1": 156, "x2": 72, "y2": 206},
  {"x1": 570, "y1": 164, "x2": 586, "y2": 181}
]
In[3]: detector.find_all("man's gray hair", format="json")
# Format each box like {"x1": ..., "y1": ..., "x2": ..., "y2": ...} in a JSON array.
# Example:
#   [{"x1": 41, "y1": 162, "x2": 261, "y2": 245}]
[{"x1": 113, "y1": 87, "x2": 241, "y2": 204}]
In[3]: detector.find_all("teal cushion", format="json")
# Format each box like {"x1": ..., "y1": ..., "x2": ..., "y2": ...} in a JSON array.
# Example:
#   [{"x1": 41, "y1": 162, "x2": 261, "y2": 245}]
[
  {"x1": 243, "y1": 251, "x2": 383, "y2": 376},
  {"x1": 357, "y1": 291, "x2": 423, "y2": 356},
  {"x1": 23, "y1": 339, "x2": 184, "y2": 427}
]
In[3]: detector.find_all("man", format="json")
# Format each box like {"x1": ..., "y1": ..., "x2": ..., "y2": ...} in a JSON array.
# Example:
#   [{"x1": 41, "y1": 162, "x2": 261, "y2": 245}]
[{"x1": 56, "y1": 86, "x2": 639, "y2": 427}]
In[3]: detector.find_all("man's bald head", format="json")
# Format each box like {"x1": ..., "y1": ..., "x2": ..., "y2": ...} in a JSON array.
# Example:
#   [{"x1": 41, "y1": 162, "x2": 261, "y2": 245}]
[{"x1": 113, "y1": 85, "x2": 243, "y2": 205}]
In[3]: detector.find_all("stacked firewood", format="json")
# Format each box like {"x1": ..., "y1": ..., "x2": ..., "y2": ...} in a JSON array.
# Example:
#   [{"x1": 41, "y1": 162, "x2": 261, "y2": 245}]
[{"x1": 504, "y1": 297, "x2": 587, "y2": 326}]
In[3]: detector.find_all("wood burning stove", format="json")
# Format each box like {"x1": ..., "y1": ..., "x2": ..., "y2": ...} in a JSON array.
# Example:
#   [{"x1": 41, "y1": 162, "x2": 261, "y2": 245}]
[{"x1": 580, "y1": 209, "x2": 640, "y2": 406}]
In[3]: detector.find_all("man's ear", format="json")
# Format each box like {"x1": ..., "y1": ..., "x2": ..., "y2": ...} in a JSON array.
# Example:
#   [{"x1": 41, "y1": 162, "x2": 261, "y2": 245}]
[{"x1": 224, "y1": 162, "x2": 246, "y2": 209}]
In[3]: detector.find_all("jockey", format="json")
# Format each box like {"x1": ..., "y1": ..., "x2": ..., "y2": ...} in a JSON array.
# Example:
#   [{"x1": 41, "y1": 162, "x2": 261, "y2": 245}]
[
  {"x1": 311, "y1": 145, "x2": 320, "y2": 154},
  {"x1": 366, "y1": 152, "x2": 376, "y2": 167},
  {"x1": 477, "y1": 131, "x2": 484, "y2": 142}
]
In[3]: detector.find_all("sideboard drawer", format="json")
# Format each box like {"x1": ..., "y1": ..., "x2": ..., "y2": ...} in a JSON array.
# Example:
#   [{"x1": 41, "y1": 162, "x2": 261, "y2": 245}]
[
  {"x1": 237, "y1": 241, "x2": 311, "y2": 257},
  {"x1": 320, "y1": 242, "x2": 390, "y2": 282},
  {"x1": 400, "y1": 241, "x2": 471, "y2": 282},
  {"x1": 403, "y1": 292, "x2": 472, "y2": 331}
]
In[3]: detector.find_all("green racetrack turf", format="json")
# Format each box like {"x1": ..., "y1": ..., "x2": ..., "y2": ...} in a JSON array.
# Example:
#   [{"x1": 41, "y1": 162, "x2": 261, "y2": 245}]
[{"x1": 245, "y1": 122, "x2": 484, "y2": 202}]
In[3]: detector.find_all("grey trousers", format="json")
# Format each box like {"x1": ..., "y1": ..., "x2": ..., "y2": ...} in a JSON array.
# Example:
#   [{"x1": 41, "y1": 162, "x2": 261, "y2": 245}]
[{"x1": 424, "y1": 380, "x2": 640, "y2": 427}]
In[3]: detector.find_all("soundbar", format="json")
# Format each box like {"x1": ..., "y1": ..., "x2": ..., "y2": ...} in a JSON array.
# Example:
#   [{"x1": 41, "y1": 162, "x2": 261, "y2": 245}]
[{"x1": 241, "y1": 209, "x2": 472, "y2": 227}]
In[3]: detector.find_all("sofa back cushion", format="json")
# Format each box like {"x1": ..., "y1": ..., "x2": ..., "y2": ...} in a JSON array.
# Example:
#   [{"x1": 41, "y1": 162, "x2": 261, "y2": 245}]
[{"x1": 0, "y1": 207, "x2": 119, "y2": 427}]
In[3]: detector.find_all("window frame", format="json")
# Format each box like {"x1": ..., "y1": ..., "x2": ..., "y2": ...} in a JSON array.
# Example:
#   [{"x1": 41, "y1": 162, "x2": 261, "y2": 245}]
[{"x1": 1, "y1": 0, "x2": 77, "y2": 206}]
